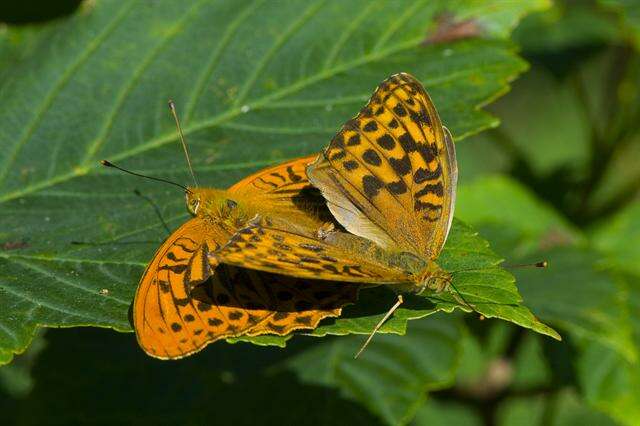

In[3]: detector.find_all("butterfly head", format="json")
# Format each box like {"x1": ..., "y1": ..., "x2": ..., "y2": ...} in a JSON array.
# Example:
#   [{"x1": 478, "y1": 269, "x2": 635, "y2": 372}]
[
  {"x1": 416, "y1": 262, "x2": 451, "y2": 294},
  {"x1": 185, "y1": 188, "x2": 240, "y2": 219}
]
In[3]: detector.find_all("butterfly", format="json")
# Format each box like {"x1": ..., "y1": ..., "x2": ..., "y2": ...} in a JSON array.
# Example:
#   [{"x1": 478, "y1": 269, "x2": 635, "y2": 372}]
[
  {"x1": 125, "y1": 152, "x2": 375, "y2": 360},
  {"x1": 210, "y1": 73, "x2": 459, "y2": 353},
  {"x1": 128, "y1": 155, "x2": 369, "y2": 359},
  {"x1": 127, "y1": 72, "x2": 457, "y2": 358}
]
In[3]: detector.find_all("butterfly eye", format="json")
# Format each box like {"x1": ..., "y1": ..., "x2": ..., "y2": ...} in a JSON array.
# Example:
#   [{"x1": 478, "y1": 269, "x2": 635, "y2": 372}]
[{"x1": 226, "y1": 199, "x2": 238, "y2": 209}]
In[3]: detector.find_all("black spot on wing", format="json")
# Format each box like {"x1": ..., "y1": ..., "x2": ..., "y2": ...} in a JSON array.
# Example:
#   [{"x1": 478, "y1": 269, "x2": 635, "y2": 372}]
[
  {"x1": 377, "y1": 134, "x2": 395, "y2": 150},
  {"x1": 329, "y1": 150, "x2": 347, "y2": 161},
  {"x1": 363, "y1": 121, "x2": 378, "y2": 132},
  {"x1": 362, "y1": 175, "x2": 384, "y2": 198},
  {"x1": 387, "y1": 180, "x2": 408, "y2": 195},
  {"x1": 398, "y1": 133, "x2": 418, "y2": 153},
  {"x1": 343, "y1": 160, "x2": 359, "y2": 171},
  {"x1": 362, "y1": 149, "x2": 382, "y2": 166},
  {"x1": 393, "y1": 103, "x2": 407, "y2": 117},
  {"x1": 347, "y1": 134, "x2": 360, "y2": 146},
  {"x1": 389, "y1": 155, "x2": 411, "y2": 176},
  {"x1": 286, "y1": 166, "x2": 302, "y2": 183}
]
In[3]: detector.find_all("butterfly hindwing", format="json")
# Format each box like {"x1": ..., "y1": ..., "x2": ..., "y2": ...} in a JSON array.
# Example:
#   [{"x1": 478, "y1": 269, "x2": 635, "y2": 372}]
[
  {"x1": 307, "y1": 73, "x2": 457, "y2": 259},
  {"x1": 228, "y1": 155, "x2": 330, "y2": 228}
]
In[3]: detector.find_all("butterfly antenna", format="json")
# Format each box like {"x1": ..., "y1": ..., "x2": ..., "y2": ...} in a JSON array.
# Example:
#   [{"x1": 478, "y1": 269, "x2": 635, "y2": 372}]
[
  {"x1": 168, "y1": 100, "x2": 198, "y2": 187},
  {"x1": 354, "y1": 294, "x2": 403, "y2": 359},
  {"x1": 449, "y1": 260, "x2": 548, "y2": 275},
  {"x1": 100, "y1": 160, "x2": 191, "y2": 194},
  {"x1": 502, "y1": 260, "x2": 548, "y2": 269}
]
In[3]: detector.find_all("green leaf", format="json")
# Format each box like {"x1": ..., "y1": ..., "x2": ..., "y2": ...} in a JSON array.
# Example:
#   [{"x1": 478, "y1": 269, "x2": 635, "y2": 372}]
[
  {"x1": 591, "y1": 201, "x2": 640, "y2": 277},
  {"x1": 281, "y1": 316, "x2": 463, "y2": 425},
  {"x1": 583, "y1": 202, "x2": 640, "y2": 426},
  {"x1": 488, "y1": 68, "x2": 591, "y2": 176},
  {"x1": 456, "y1": 176, "x2": 634, "y2": 360},
  {"x1": 0, "y1": 0, "x2": 548, "y2": 363},
  {"x1": 456, "y1": 175, "x2": 580, "y2": 251},
  {"x1": 413, "y1": 399, "x2": 482, "y2": 426},
  {"x1": 600, "y1": 0, "x2": 640, "y2": 49},
  {"x1": 513, "y1": 1, "x2": 621, "y2": 53},
  {"x1": 578, "y1": 341, "x2": 640, "y2": 426},
  {"x1": 497, "y1": 389, "x2": 618, "y2": 426}
]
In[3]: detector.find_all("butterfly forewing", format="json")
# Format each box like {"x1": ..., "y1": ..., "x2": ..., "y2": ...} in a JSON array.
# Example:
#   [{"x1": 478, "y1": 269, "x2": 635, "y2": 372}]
[
  {"x1": 134, "y1": 218, "x2": 223, "y2": 359},
  {"x1": 307, "y1": 73, "x2": 457, "y2": 259},
  {"x1": 212, "y1": 215, "x2": 411, "y2": 284}
]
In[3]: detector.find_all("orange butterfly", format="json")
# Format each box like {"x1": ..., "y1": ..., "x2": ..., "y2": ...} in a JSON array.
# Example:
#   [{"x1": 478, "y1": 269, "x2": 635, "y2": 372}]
[
  {"x1": 212, "y1": 73, "x2": 456, "y2": 290},
  {"x1": 210, "y1": 73, "x2": 459, "y2": 354},
  {"x1": 125, "y1": 154, "x2": 365, "y2": 360}
]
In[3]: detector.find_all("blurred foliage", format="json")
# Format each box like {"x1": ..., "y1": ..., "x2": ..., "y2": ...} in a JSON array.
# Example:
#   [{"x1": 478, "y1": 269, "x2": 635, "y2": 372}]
[{"x1": 1, "y1": 0, "x2": 640, "y2": 425}]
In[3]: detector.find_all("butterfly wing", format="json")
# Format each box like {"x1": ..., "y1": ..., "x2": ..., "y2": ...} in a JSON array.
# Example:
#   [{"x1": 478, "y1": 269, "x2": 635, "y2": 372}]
[
  {"x1": 307, "y1": 73, "x2": 458, "y2": 259},
  {"x1": 134, "y1": 218, "x2": 223, "y2": 359},
  {"x1": 212, "y1": 215, "x2": 412, "y2": 284},
  {"x1": 228, "y1": 155, "x2": 330, "y2": 227},
  {"x1": 134, "y1": 218, "x2": 358, "y2": 359}
]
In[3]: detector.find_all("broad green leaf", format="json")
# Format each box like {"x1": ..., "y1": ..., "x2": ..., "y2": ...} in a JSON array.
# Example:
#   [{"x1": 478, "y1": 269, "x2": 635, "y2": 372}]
[
  {"x1": 454, "y1": 132, "x2": 512, "y2": 186},
  {"x1": 591, "y1": 201, "x2": 640, "y2": 277},
  {"x1": 456, "y1": 176, "x2": 634, "y2": 360},
  {"x1": 0, "y1": 0, "x2": 549, "y2": 363},
  {"x1": 456, "y1": 175, "x2": 579, "y2": 252},
  {"x1": 487, "y1": 68, "x2": 591, "y2": 176},
  {"x1": 513, "y1": 247, "x2": 635, "y2": 361},
  {"x1": 281, "y1": 316, "x2": 463, "y2": 426},
  {"x1": 578, "y1": 342, "x2": 640, "y2": 426},
  {"x1": 581, "y1": 202, "x2": 640, "y2": 426},
  {"x1": 511, "y1": 333, "x2": 553, "y2": 389}
]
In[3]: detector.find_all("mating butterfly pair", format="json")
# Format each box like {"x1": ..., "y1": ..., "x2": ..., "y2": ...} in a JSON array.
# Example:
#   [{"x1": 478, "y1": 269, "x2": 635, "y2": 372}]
[{"x1": 131, "y1": 73, "x2": 457, "y2": 359}]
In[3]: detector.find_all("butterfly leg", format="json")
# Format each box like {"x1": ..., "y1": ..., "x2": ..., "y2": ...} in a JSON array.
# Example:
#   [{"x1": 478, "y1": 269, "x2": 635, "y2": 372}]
[{"x1": 354, "y1": 294, "x2": 404, "y2": 359}]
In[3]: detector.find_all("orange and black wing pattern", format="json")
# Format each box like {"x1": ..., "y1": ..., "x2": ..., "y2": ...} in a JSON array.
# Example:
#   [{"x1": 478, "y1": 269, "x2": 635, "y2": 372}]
[
  {"x1": 307, "y1": 73, "x2": 457, "y2": 259},
  {"x1": 212, "y1": 215, "x2": 411, "y2": 285},
  {"x1": 134, "y1": 218, "x2": 359, "y2": 359},
  {"x1": 133, "y1": 218, "x2": 224, "y2": 359},
  {"x1": 228, "y1": 155, "x2": 329, "y2": 228}
]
